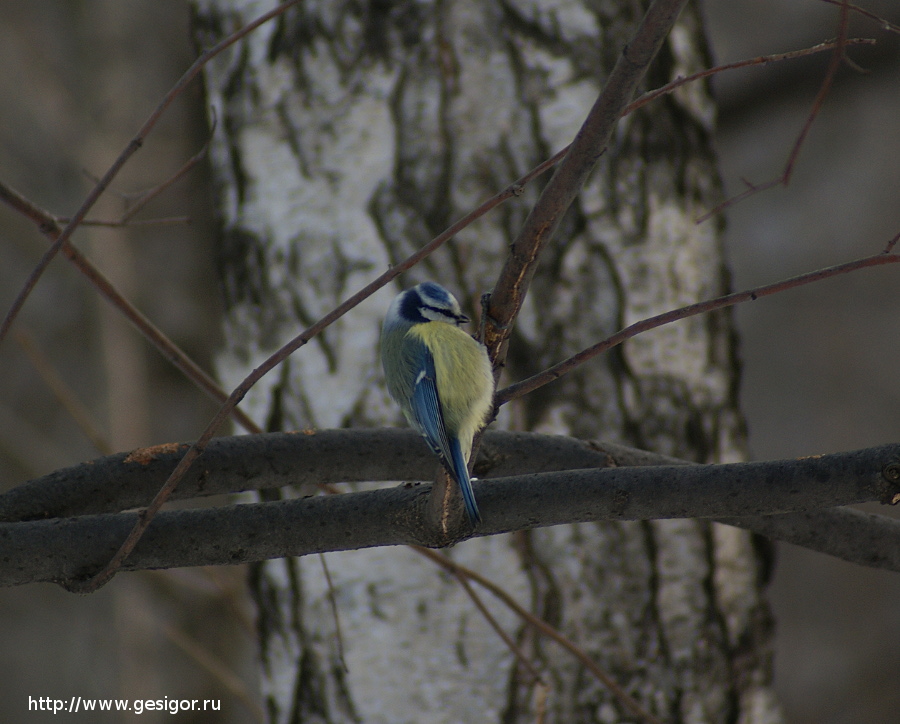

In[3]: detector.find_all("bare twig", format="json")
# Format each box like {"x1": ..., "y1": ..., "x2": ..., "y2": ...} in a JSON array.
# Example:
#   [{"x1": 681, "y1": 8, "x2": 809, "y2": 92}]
[
  {"x1": 318, "y1": 553, "x2": 349, "y2": 673},
  {"x1": 163, "y1": 622, "x2": 265, "y2": 723},
  {"x1": 697, "y1": 0, "x2": 854, "y2": 222},
  {"x1": 775, "y1": 0, "x2": 850, "y2": 184},
  {"x1": 496, "y1": 250, "x2": 899, "y2": 406},
  {"x1": 818, "y1": 0, "x2": 900, "y2": 34},
  {"x1": 0, "y1": 0, "x2": 302, "y2": 343},
  {"x1": 483, "y1": 0, "x2": 691, "y2": 366},
  {"x1": 466, "y1": 0, "x2": 691, "y2": 535},
  {"x1": 0, "y1": 180, "x2": 261, "y2": 435},
  {"x1": 626, "y1": 37, "x2": 875, "y2": 116},
  {"x1": 1, "y1": 29, "x2": 863, "y2": 444},
  {"x1": 444, "y1": 556, "x2": 546, "y2": 688},
  {"x1": 13, "y1": 329, "x2": 112, "y2": 455},
  {"x1": 67, "y1": 216, "x2": 193, "y2": 228},
  {"x1": 119, "y1": 120, "x2": 214, "y2": 224},
  {"x1": 414, "y1": 547, "x2": 665, "y2": 724}
]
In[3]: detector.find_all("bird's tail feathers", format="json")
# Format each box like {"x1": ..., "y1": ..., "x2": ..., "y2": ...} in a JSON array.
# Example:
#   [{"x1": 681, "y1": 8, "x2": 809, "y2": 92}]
[{"x1": 447, "y1": 438, "x2": 481, "y2": 525}]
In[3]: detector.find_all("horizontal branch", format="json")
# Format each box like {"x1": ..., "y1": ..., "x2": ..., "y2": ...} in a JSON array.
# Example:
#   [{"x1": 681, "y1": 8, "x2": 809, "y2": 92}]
[
  {"x1": 718, "y1": 507, "x2": 900, "y2": 570},
  {"x1": 2, "y1": 442, "x2": 898, "y2": 588},
  {"x1": 0, "y1": 430, "x2": 678, "y2": 521}
]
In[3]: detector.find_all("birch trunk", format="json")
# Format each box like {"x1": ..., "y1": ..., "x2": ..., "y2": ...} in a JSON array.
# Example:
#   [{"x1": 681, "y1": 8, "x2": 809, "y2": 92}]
[{"x1": 195, "y1": 1, "x2": 783, "y2": 721}]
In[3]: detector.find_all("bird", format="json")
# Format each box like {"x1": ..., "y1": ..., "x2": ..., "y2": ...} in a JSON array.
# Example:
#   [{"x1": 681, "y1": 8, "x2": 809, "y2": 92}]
[{"x1": 381, "y1": 281, "x2": 495, "y2": 525}]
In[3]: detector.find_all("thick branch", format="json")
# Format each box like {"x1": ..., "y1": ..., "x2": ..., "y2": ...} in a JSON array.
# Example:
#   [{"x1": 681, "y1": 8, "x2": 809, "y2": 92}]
[
  {"x1": 2, "y1": 443, "x2": 898, "y2": 588},
  {"x1": 0, "y1": 430, "x2": 677, "y2": 521},
  {"x1": 718, "y1": 507, "x2": 900, "y2": 569}
]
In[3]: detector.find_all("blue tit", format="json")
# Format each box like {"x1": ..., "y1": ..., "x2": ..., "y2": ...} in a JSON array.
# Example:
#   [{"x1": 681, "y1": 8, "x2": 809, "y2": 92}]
[{"x1": 381, "y1": 281, "x2": 495, "y2": 525}]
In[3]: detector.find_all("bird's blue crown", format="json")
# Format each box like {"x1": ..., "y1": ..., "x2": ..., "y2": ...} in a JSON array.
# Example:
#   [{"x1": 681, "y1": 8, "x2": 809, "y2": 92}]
[{"x1": 398, "y1": 282, "x2": 467, "y2": 326}]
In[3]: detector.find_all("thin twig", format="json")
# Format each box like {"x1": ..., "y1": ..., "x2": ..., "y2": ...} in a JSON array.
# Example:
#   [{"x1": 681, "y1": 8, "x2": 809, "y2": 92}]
[
  {"x1": 13, "y1": 329, "x2": 112, "y2": 455},
  {"x1": 507, "y1": 37, "x2": 877, "y2": 239},
  {"x1": 0, "y1": 180, "x2": 261, "y2": 435},
  {"x1": 319, "y1": 553, "x2": 349, "y2": 673},
  {"x1": 697, "y1": 0, "x2": 854, "y2": 222},
  {"x1": 63, "y1": 216, "x2": 193, "y2": 228},
  {"x1": 784, "y1": 2, "x2": 850, "y2": 182},
  {"x1": 496, "y1": 250, "x2": 899, "y2": 406},
  {"x1": 119, "y1": 118, "x2": 215, "y2": 224},
  {"x1": 414, "y1": 547, "x2": 665, "y2": 724},
  {"x1": 818, "y1": 0, "x2": 900, "y2": 34},
  {"x1": 0, "y1": 0, "x2": 302, "y2": 343},
  {"x1": 163, "y1": 622, "x2": 265, "y2": 723},
  {"x1": 626, "y1": 37, "x2": 875, "y2": 116},
  {"x1": 482, "y1": 0, "x2": 691, "y2": 367},
  {"x1": 448, "y1": 561, "x2": 546, "y2": 687}
]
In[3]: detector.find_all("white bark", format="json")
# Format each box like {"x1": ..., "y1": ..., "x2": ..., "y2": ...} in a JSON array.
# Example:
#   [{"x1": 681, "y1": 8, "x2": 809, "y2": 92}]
[{"x1": 197, "y1": 1, "x2": 783, "y2": 721}]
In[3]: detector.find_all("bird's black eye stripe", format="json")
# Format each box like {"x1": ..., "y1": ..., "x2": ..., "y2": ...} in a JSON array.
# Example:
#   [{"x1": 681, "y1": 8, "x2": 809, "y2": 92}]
[{"x1": 423, "y1": 304, "x2": 466, "y2": 323}]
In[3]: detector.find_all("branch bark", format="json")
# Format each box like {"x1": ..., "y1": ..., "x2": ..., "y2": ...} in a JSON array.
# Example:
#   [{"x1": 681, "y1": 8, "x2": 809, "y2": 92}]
[
  {"x1": 0, "y1": 430, "x2": 673, "y2": 521},
  {"x1": 2, "y1": 440, "x2": 898, "y2": 588}
]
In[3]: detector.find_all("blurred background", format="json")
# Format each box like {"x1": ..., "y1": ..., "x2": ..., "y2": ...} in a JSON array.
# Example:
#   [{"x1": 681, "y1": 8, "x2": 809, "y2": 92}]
[{"x1": 0, "y1": 1, "x2": 897, "y2": 722}]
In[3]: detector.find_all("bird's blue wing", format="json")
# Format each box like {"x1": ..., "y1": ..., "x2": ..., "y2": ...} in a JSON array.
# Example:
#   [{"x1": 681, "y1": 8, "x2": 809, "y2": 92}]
[{"x1": 411, "y1": 347, "x2": 482, "y2": 525}]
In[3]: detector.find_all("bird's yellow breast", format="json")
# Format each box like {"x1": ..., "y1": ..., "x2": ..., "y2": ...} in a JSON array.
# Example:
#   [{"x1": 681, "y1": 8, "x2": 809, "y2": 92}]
[{"x1": 407, "y1": 322, "x2": 494, "y2": 451}]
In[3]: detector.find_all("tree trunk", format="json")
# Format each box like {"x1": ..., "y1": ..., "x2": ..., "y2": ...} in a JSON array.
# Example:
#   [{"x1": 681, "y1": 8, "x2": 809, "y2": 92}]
[{"x1": 195, "y1": 0, "x2": 783, "y2": 721}]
